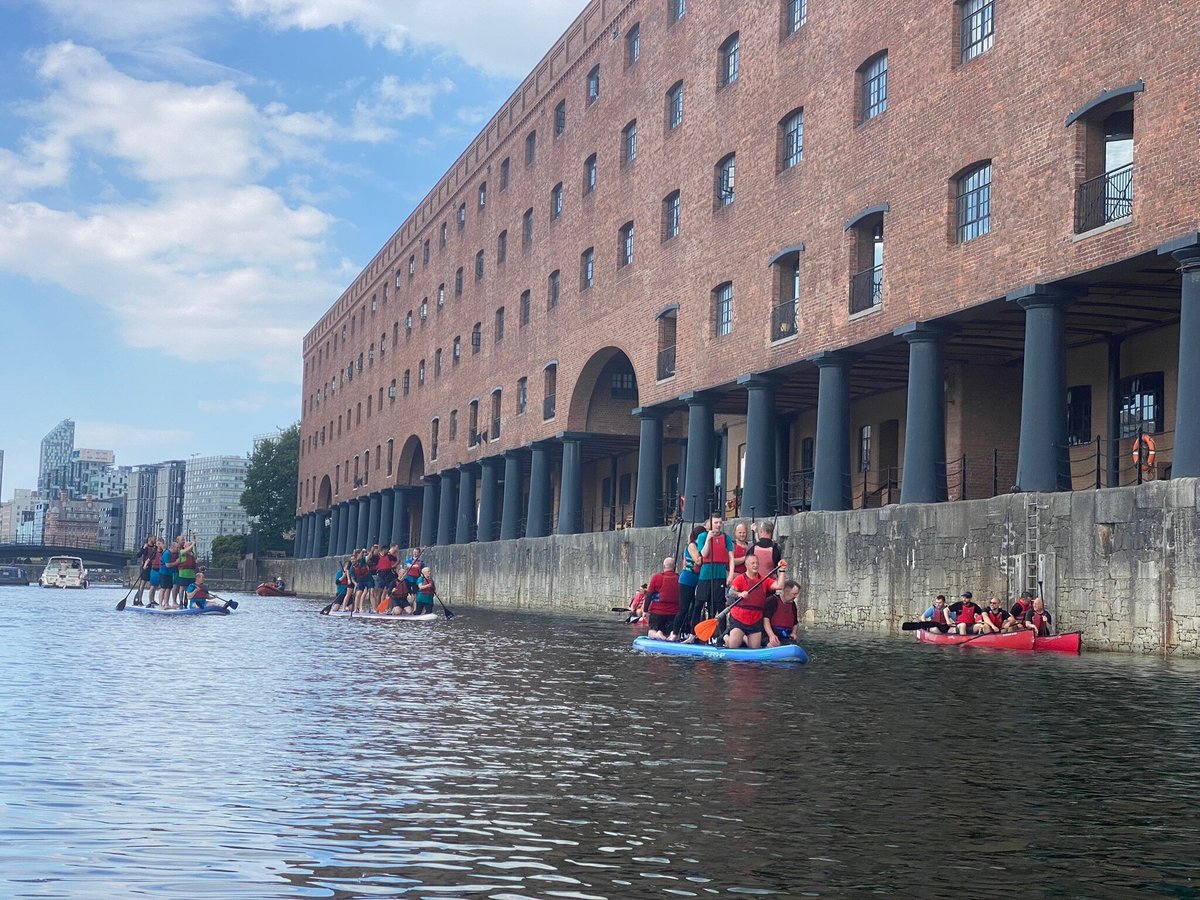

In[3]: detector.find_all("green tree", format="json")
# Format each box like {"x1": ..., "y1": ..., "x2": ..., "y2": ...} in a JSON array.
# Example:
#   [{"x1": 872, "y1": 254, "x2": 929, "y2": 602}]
[
  {"x1": 241, "y1": 423, "x2": 299, "y2": 553},
  {"x1": 210, "y1": 534, "x2": 245, "y2": 569}
]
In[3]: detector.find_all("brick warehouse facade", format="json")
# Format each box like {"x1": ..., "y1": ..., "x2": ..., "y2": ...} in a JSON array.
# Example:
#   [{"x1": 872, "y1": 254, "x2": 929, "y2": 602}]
[{"x1": 295, "y1": 0, "x2": 1200, "y2": 559}]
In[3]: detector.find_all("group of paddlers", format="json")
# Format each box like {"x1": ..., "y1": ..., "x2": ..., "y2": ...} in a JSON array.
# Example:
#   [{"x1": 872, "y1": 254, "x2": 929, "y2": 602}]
[
  {"x1": 129, "y1": 534, "x2": 229, "y2": 610},
  {"x1": 920, "y1": 591, "x2": 1055, "y2": 635},
  {"x1": 324, "y1": 544, "x2": 438, "y2": 616},
  {"x1": 627, "y1": 516, "x2": 802, "y2": 650}
]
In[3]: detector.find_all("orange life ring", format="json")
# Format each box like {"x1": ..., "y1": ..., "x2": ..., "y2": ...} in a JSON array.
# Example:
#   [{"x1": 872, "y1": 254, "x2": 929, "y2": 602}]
[{"x1": 1131, "y1": 434, "x2": 1156, "y2": 472}]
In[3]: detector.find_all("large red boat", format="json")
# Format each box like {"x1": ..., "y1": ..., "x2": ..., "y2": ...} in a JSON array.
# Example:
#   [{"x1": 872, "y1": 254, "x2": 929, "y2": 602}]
[
  {"x1": 915, "y1": 629, "x2": 1035, "y2": 650},
  {"x1": 1034, "y1": 631, "x2": 1083, "y2": 654}
]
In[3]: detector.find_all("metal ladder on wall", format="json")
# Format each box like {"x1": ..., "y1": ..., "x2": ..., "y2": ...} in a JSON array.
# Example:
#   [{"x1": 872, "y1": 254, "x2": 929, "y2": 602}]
[{"x1": 1024, "y1": 494, "x2": 1042, "y2": 593}]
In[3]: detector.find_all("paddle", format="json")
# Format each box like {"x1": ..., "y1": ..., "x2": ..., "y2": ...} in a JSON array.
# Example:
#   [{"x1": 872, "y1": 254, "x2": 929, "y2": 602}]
[
  {"x1": 433, "y1": 591, "x2": 455, "y2": 620},
  {"x1": 208, "y1": 593, "x2": 239, "y2": 610},
  {"x1": 319, "y1": 603, "x2": 333, "y2": 615},
  {"x1": 901, "y1": 621, "x2": 952, "y2": 631},
  {"x1": 694, "y1": 561, "x2": 785, "y2": 643}
]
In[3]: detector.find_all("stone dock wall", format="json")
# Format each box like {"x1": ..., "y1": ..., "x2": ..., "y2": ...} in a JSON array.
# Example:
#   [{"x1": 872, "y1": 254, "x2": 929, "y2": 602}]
[{"x1": 290, "y1": 479, "x2": 1200, "y2": 656}]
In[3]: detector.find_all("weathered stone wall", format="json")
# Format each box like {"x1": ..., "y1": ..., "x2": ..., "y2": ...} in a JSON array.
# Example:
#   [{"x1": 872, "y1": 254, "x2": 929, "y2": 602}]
[{"x1": 289, "y1": 479, "x2": 1200, "y2": 656}]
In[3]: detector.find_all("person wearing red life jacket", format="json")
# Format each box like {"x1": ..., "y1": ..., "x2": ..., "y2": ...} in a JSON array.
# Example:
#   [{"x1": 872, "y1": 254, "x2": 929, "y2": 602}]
[
  {"x1": 403, "y1": 548, "x2": 424, "y2": 605},
  {"x1": 187, "y1": 572, "x2": 231, "y2": 609},
  {"x1": 948, "y1": 591, "x2": 983, "y2": 635},
  {"x1": 724, "y1": 554, "x2": 780, "y2": 650},
  {"x1": 350, "y1": 548, "x2": 373, "y2": 613},
  {"x1": 626, "y1": 585, "x2": 649, "y2": 624},
  {"x1": 976, "y1": 596, "x2": 1014, "y2": 634},
  {"x1": 1007, "y1": 590, "x2": 1035, "y2": 629},
  {"x1": 1019, "y1": 596, "x2": 1054, "y2": 636},
  {"x1": 669, "y1": 525, "x2": 705, "y2": 641},
  {"x1": 763, "y1": 579, "x2": 801, "y2": 643},
  {"x1": 374, "y1": 544, "x2": 399, "y2": 611},
  {"x1": 688, "y1": 515, "x2": 734, "y2": 643},
  {"x1": 645, "y1": 559, "x2": 680, "y2": 639},
  {"x1": 921, "y1": 595, "x2": 952, "y2": 629},
  {"x1": 731, "y1": 522, "x2": 751, "y2": 576},
  {"x1": 414, "y1": 566, "x2": 437, "y2": 616}
]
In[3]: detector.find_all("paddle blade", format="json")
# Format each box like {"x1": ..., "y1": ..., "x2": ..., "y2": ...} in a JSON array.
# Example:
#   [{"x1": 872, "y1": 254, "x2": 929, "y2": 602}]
[
  {"x1": 116, "y1": 598, "x2": 127, "y2": 611},
  {"x1": 693, "y1": 617, "x2": 718, "y2": 643},
  {"x1": 226, "y1": 600, "x2": 239, "y2": 610},
  {"x1": 902, "y1": 621, "x2": 935, "y2": 631},
  {"x1": 319, "y1": 603, "x2": 332, "y2": 615}
]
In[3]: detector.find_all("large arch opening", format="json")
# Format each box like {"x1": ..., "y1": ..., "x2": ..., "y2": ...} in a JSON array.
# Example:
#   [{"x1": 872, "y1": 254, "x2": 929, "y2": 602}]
[{"x1": 396, "y1": 435, "x2": 426, "y2": 486}]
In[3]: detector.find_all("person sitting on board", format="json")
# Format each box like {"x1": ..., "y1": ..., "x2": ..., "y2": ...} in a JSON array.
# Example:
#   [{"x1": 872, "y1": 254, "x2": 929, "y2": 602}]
[
  {"x1": 763, "y1": 578, "x2": 801, "y2": 644},
  {"x1": 731, "y1": 522, "x2": 751, "y2": 577},
  {"x1": 920, "y1": 595, "x2": 952, "y2": 629},
  {"x1": 402, "y1": 548, "x2": 424, "y2": 607},
  {"x1": 948, "y1": 591, "x2": 983, "y2": 635},
  {"x1": 374, "y1": 544, "x2": 399, "y2": 612},
  {"x1": 1007, "y1": 590, "x2": 1035, "y2": 627},
  {"x1": 724, "y1": 554, "x2": 780, "y2": 650},
  {"x1": 1018, "y1": 596, "x2": 1054, "y2": 636},
  {"x1": 274, "y1": 575, "x2": 286, "y2": 591},
  {"x1": 331, "y1": 559, "x2": 351, "y2": 611},
  {"x1": 976, "y1": 596, "x2": 1014, "y2": 634},
  {"x1": 386, "y1": 578, "x2": 415, "y2": 615},
  {"x1": 414, "y1": 566, "x2": 437, "y2": 616},
  {"x1": 626, "y1": 584, "x2": 649, "y2": 624},
  {"x1": 645, "y1": 559, "x2": 680, "y2": 640},
  {"x1": 186, "y1": 573, "x2": 229, "y2": 609}
]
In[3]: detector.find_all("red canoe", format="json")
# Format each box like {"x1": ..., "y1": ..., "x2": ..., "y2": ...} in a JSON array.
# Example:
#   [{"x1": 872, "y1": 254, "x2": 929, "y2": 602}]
[
  {"x1": 1034, "y1": 631, "x2": 1082, "y2": 654},
  {"x1": 255, "y1": 583, "x2": 297, "y2": 597},
  {"x1": 915, "y1": 629, "x2": 1035, "y2": 650}
]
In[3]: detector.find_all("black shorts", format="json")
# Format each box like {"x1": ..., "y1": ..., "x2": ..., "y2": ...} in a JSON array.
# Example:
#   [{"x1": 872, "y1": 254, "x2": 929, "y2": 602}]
[
  {"x1": 728, "y1": 616, "x2": 764, "y2": 636},
  {"x1": 649, "y1": 613, "x2": 675, "y2": 632},
  {"x1": 695, "y1": 579, "x2": 726, "y2": 616},
  {"x1": 377, "y1": 570, "x2": 398, "y2": 590}
]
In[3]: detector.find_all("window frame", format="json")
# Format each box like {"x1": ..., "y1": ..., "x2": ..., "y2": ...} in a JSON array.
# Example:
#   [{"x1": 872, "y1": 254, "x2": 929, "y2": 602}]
[
  {"x1": 713, "y1": 282, "x2": 734, "y2": 336},
  {"x1": 626, "y1": 23, "x2": 641, "y2": 66},
  {"x1": 667, "y1": 81, "x2": 684, "y2": 129},
  {"x1": 719, "y1": 32, "x2": 740, "y2": 87},
  {"x1": 955, "y1": 161, "x2": 993, "y2": 243},
  {"x1": 622, "y1": 119, "x2": 638, "y2": 165},
  {"x1": 586, "y1": 65, "x2": 600, "y2": 104},
  {"x1": 581, "y1": 247, "x2": 595, "y2": 290},
  {"x1": 618, "y1": 221, "x2": 635, "y2": 267},
  {"x1": 860, "y1": 52, "x2": 889, "y2": 122},
  {"x1": 715, "y1": 153, "x2": 736, "y2": 207},
  {"x1": 662, "y1": 190, "x2": 681, "y2": 241},
  {"x1": 781, "y1": 108, "x2": 804, "y2": 171},
  {"x1": 960, "y1": 0, "x2": 995, "y2": 63}
]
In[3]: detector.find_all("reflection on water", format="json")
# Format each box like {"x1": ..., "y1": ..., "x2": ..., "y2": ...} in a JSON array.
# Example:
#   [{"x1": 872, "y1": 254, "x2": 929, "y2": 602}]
[{"x1": 2, "y1": 585, "x2": 1199, "y2": 897}]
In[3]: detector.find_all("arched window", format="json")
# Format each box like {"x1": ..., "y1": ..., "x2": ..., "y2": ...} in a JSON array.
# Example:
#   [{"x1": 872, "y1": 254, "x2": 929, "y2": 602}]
[
  {"x1": 780, "y1": 108, "x2": 804, "y2": 170},
  {"x1": 859, "y1": 52, "x2": 888, "y2": 121},
  {"x1": 666, "y1": 81, "x2": 684, "y2": 129},
  {"x1": 715, "y1": 153, "x2": 736, "y2": 207},
  {"x1": 719, "y1": 33, "x2": 739, "y2": 86}
]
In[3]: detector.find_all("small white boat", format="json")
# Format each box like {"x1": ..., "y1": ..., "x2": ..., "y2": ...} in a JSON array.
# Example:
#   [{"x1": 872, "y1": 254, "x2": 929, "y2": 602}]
[{"x1": 39, "y1": 556, "x2": 89, "y2": 589}]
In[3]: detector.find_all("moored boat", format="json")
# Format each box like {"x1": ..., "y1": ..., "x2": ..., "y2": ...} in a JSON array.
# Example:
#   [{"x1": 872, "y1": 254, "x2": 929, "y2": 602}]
[
  {"x1": 122, "y1": 604, "x2": 230, "y2": 616},
  {"x1": 633, "y1": 636, "x2": 808, "y2": 662},
  {"x1": 322, "y1": 610, "x2": 439, "y2": 622},
  {"x1": 0, "y1": 565, "x2": 30, "y2": 586},
  {"x1": 255, "y1": 583, "x2": 297, "y2": 597},
  {"x1": 1034, "y1": 631, "x2": 1082, "y2": 654},
  {"x1": 39, "y1": 556, "x2": 88, "y2": 589},
  {"x1": 915, "y1": 629, "x2": 1035, "y2": 650}
]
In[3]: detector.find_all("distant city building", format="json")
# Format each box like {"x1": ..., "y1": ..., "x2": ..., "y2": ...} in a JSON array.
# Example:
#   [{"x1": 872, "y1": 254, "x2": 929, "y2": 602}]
[
  {"x1": 93, "y1": 463, "x2": 130, "y2": 501},
  {"x1": 38, "y1": 419, "x2": 74, "y2": 493},
  {"x1": 2, "y1": 489, "x2": 42, "y2": 544},
  {"x1": 0, "y1": 448, "x2": 5, "y2": 501},
  {"x1": 183, "y1": 455, "x2": 251, "y2": 560},
  {"x1": 43, "y1": 448, "x2": 119, "y2": 500},
  {"x1": 97, "y1": 497, "x2": 127, "y2": 552},
  {"x1": 42, "y1": 491, "x2": 101, "y2": 547},
  {"x1": 122, "y1": 466, "x2": 160, "y2": 551},
  {"x1": 155, "y1": 461, "x2": 187, "y2": 541}
]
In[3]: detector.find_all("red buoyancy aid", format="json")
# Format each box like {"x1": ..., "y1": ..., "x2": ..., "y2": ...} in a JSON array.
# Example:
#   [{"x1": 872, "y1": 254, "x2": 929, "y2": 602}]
[
  {"x1": 983, "y1": 608, "x2": 1006, "y2": 629},
  {"x1": 353, "y1": 559, "x2": 371, "y2": 579},
  {"x1": 752, "y1": 542, "x2": 778, "y2": 577},
  {"x1": 179, "y1": 550, "x2": 196, "y2": 570},
  {"x1": 732, "y1": 542, "x2": 749, "y2": 575},
  {"x1": 729, "y1": 573, "x2": 773, "y2": 624},
  {"x1": 1029, "y1": 611, "x2": 1052, "y2": 636},
  {"x1": 375, "y1": 553, "x2": 395, "y2": 573},
  {"x1": 648, "y1": 571, "x2": 680, "y2": 615},
  {"x1": 702, "y1": 532, "x2": 730, "y2": 567},
  {"x1": 418, "y1": 576, "x2": 435, "y2": 596},
  {"x1": 932, "y1": 607, "x2": 949, "y2": 625},
  {"x1": 191, "y1": 584, "x2": 211, "y2": 600},
  {"x1": 767, "y1": 594, "x2": 797, "y2": 628}
]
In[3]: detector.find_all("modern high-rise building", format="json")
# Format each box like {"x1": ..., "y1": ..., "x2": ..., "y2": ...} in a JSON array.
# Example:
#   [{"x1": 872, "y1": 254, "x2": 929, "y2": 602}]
[
  {"x1": 43, "y1": 449, "x2": 118, "y2": 500},
  {"x1": 155, "y1": 461, "x2": 187, "y2": 542},
  {"x1": 122, "y1": 466, "x2": 160, "y2": 551},
  {"x1": 0, "y1": 448, "x2": 5, "y2": 502},
  {"x1": 182, "y1": 455, "x2": 251, "y2": 560},
  {"x1": 1, "y1": 489, "x2": 40, "y2": 543},
  {"x1": 38, "y1": 419, "x2": 74, "y2": 494}
]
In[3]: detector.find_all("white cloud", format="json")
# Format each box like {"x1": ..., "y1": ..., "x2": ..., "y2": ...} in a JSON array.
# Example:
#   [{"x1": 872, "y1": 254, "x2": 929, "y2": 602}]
[
  {"x1": 232, "y1": 0, "x2": 584, "y2": 78},
  {"x1": 74, "y1": 422, "x2": 195, "y2": 456},
  {"x1": 36, "y1": 0, "x2": 222, "y2": 45},
  {"x1": 349, "y1": 75, "x2": 454, "y2": 142},
  {"x1": 197, "y1": 396, "x2": 269, "y2": 414}
]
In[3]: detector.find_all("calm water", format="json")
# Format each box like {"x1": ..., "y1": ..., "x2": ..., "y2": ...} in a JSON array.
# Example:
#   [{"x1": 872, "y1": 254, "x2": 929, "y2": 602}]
[{"x1": 2, "y1": 584, "x2": 1199, "y2": 899}]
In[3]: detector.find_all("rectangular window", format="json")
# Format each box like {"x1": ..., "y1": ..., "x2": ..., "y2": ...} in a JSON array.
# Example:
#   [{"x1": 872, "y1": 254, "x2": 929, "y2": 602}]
[
  {"x1": 469, "y1": 402, "x2": 479, "y2": 445},
  {"x1": 491, "y1": 391, "x2": 502, "y2": 440},
  {"x1": 670, "y1": 0, "x2": 686, "y2": 23},
  {"x1": 663, "y1": 190, "x2": 680, "y2": 240},
  {"x1": 548, "y1": 270, "x2": 561, "y2": 308},
  {"x1": 476, "y1": 249, "x2": 485, "y2": 281},
  {"x1": 721, "y1": 33, "x2": 740, "y2": 86},
  {"x1": 584, "y1": 154, "x2": 597, "y2": 194},
  {"x1": 619, "y1": 222, "x2": 634, "y2": 267},
  {"x1": 457, "y1": 203, "x2": 466, "y2": 229},
  {"x1": 431, "y1": 420, "x2": 439, "y2": 461},
  {"x1": 773, "y1": 255, "x2": 799, "y2": 341},
  {"x1": 478, "y1": 181, "x2": 487, "y2": 208},
  {"x1": 495, "y1": 307, "x2": 505, "y2": 341},
  {"x1": 440, "y1": 222, "x2": 447, "y2": 248},
  {"x1": 667, "y1": 82, "x2": 684, "y2": 129},
  {"x1": 449, "y1": 409, "x2": 458, "y2": 440},
  {"x1": 612, "y1": 371, "x2": 635, "y2": 399},
  {"x1": 782, "y1": 109, "x2": 804, "y2": 169},
  {"x1": 455, "y1": 267, "x2": 463, "y2": 296},
  {"x1": 544, "y1": 365, "x2": 557, "y2": 420},
  {"x1": 525, "y1": 130, "x2": 537, "y2": 166},
  {"x1": 623, "y1": 120, "x2": 638, "y2": 164},
  {"x1": 551, "y1": 183, "x2": 563, "y2": 219},
  {"x1": 1119, "y1": 372, "x2": 1164, "y2": 437},
  {"x1": 787, "y1": 0, "x2": 807, "y2": 33},
  {"x1": 858, "y1": 425, "x2": 872, "y2": 473},
  {"x1": 716, "y1": 154, "x2": 736, "y2": 206},
  {"x1": 714, "y1": 283, "x2": 733, "y2": 336},
  {"x1": 523, "y1": 208, "x2": 534, "y2": 245},
  {"x1": 626, "y1": 24, "x2": 640, "y2": 65},
  {"x1": 520, "y1": 290, "x2": 531, "y2": 326},
  {"x1": 587, "y1": 65, "x2": 600, "y2": 104},
  {"x1": 961, "y1": 0, "x2": 994, "y2": 62},
  {"x1": 956, "y1": 163, "x2": 992, "y2": 242},
  {"x1": 517, "y1": 377, "x2": 528, "y2": 414},
  {"x1": 500, "y1": 157, "x2": 510, "y2": 190},
  {"x1": 861, "y1": 53, "x2": 888, "y2": 121},
  {"x1": 1066, "y1": 386, "x2": 1092, "y2": 447},
  {"x1": 581, "y1": 248, "x2": 595, "y2": 290}
]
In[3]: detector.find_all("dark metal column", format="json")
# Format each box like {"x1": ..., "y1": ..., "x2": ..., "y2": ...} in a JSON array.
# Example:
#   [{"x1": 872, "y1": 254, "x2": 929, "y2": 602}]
[
  {"x1": 328, "y1": 504, "x2": 341, "y2": 557},
  {"x1": 293, "y1": 516, "x2": 303, "y2": 558},
  {"x1": 456, "y1": 465, "x2": 477, "y2": 543},
  {"x1": 500, "y1": 451, "x2": 525, "y2": 540},
  {"x1": 312, "y1": 512, "x2": 327, "y2": 558},
  {"x1": 811, "y1": 351, "x2": 853, "y2": 511},
  {"x1": 340, "y1": 503, "x2": 353, "y2": 554},
  {"x1": 557, "y1": 433, "x2": 584, "y2": 534},
  {"x1": 391, "y1": 489, "x2": 408, "y2": 548},
  {"x1": 477, "y1": 458, "x2": 502, "y2": 542},
  {"x1": 367, "y1": 492, "x2": 382, "y2": 546},
  {"x1": 1009, "y1": 285, "x2": 1074, "y2": 492},
  {"x1": 738, "y1": 375, "x2": 778, "y2": 517},
  {"x1": 1107, "y1": 337, "x2": 1122, "y2": 488},
  {"x1": 680, "y1": 391, "x2": 715, "y2": 521},
  {"x1": 378, "y1": 489, "x2": 394, "y2": 546},
  {"x1": 897, "y1": 322, "x2": 948, "y2": 504},
  {"x1": 633, "y1": 407, "x2": 664, "y2": 528},
  {"x1": 526, "y1": 442, "x2": 553, "y2": 538},
  {"x1": 419, "y1": 478, "x2": 438, "y2": 546},
  {"x1": 355, "y1": 496, "x2": 370, "y2": 549},
  {"x1": 1160, "y1": 236, "x2": 1200, "y2": 477},
  {"x1": 437, "y1": 469, "x2": 458, "y2": 545}
]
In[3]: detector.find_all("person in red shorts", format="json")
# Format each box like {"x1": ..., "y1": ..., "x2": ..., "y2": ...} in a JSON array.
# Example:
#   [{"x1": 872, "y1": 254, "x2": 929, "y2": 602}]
[
  {"x1": 645, "y1": 558, "x2": 680, "y2": 639},
  {"x1": 724, "y1": 554, "x2": 780, "y2": 650}
]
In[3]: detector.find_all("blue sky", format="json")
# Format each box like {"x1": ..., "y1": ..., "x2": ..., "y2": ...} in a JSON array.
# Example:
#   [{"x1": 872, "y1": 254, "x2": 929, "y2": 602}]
[{"x1": 0, "y1": 0, "x2": 583, "y2": 501}]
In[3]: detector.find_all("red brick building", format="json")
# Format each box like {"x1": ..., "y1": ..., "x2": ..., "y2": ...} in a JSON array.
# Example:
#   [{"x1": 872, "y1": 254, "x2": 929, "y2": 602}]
[{"x1": 295, "y1": 0, "x2": 1200, "y2": 557}]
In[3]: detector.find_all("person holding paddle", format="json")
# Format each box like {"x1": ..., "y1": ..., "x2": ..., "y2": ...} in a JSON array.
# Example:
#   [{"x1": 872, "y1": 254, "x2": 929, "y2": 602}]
[
  {"x1": 414, "y1": 566, "x2": 437, "y2": 616},
  {"x1": 131, "y1": 535, "x2": 156, "y2": 606},
  {"x1": 723, "y1": 553, "x2": 781, "y2": 650},
  {"x1": 689, "y1": 515, "x2": 734, "y2": 643},
  {"x1": 669, "y1": 525, "x2": 704, "y2": 641},
  {"x1": 763, "y1": 579, "x2": 801, "y2": 644}
]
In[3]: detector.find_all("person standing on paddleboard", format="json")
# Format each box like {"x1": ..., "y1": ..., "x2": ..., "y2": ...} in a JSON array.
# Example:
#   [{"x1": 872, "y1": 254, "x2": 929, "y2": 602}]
[
  {"x1": 414, "y1": 566, "x2": 437, "y2": 616},
  {"x1": 689, "y1": 515, "x2": 734, "y2": 643},
  {"x1": 669, "y1": 525, "x2": 704, "y2": 641}
]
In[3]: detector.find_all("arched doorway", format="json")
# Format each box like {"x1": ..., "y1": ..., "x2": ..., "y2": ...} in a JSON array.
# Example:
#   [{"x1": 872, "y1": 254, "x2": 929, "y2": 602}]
[{"x1": 394, "y1": 435, "x2": 425, "y2": 547}]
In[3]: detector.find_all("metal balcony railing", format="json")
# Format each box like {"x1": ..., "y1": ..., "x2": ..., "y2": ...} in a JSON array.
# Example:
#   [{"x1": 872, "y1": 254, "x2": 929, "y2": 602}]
[
  {"x1": 1075, "y1": 163, "x2": 1133, "y2": 234},
  {"x1": 849, "y1": 265, "x2": 882, "y2": 314}
]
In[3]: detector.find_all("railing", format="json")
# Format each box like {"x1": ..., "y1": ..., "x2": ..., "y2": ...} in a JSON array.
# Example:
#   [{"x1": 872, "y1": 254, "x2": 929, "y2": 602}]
[
  {"x1": 1064, "y1": 428, "x2": 1173, "y2": 490},
  {"x1": 1075, "y1": 163, "x2": 1133, "y2": 234},
  {"x1": 657, "y1": 345, "x2": 676, "y2": 380},
  {"x1": 543, "y1": 395, "x2": 556, "y2": 420},
  {"x1": 771, "y1": 300, "x2": 797, "y2": 341},
  {"x1": 849, "y1": 265, "x2": 882, "y2": 314}
]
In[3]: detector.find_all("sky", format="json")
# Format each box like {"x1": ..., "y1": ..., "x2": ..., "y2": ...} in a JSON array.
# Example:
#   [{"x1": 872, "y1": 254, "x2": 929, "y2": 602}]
[{"x1": 0, "y1": 0, "x2": 583, "y2": 501}]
